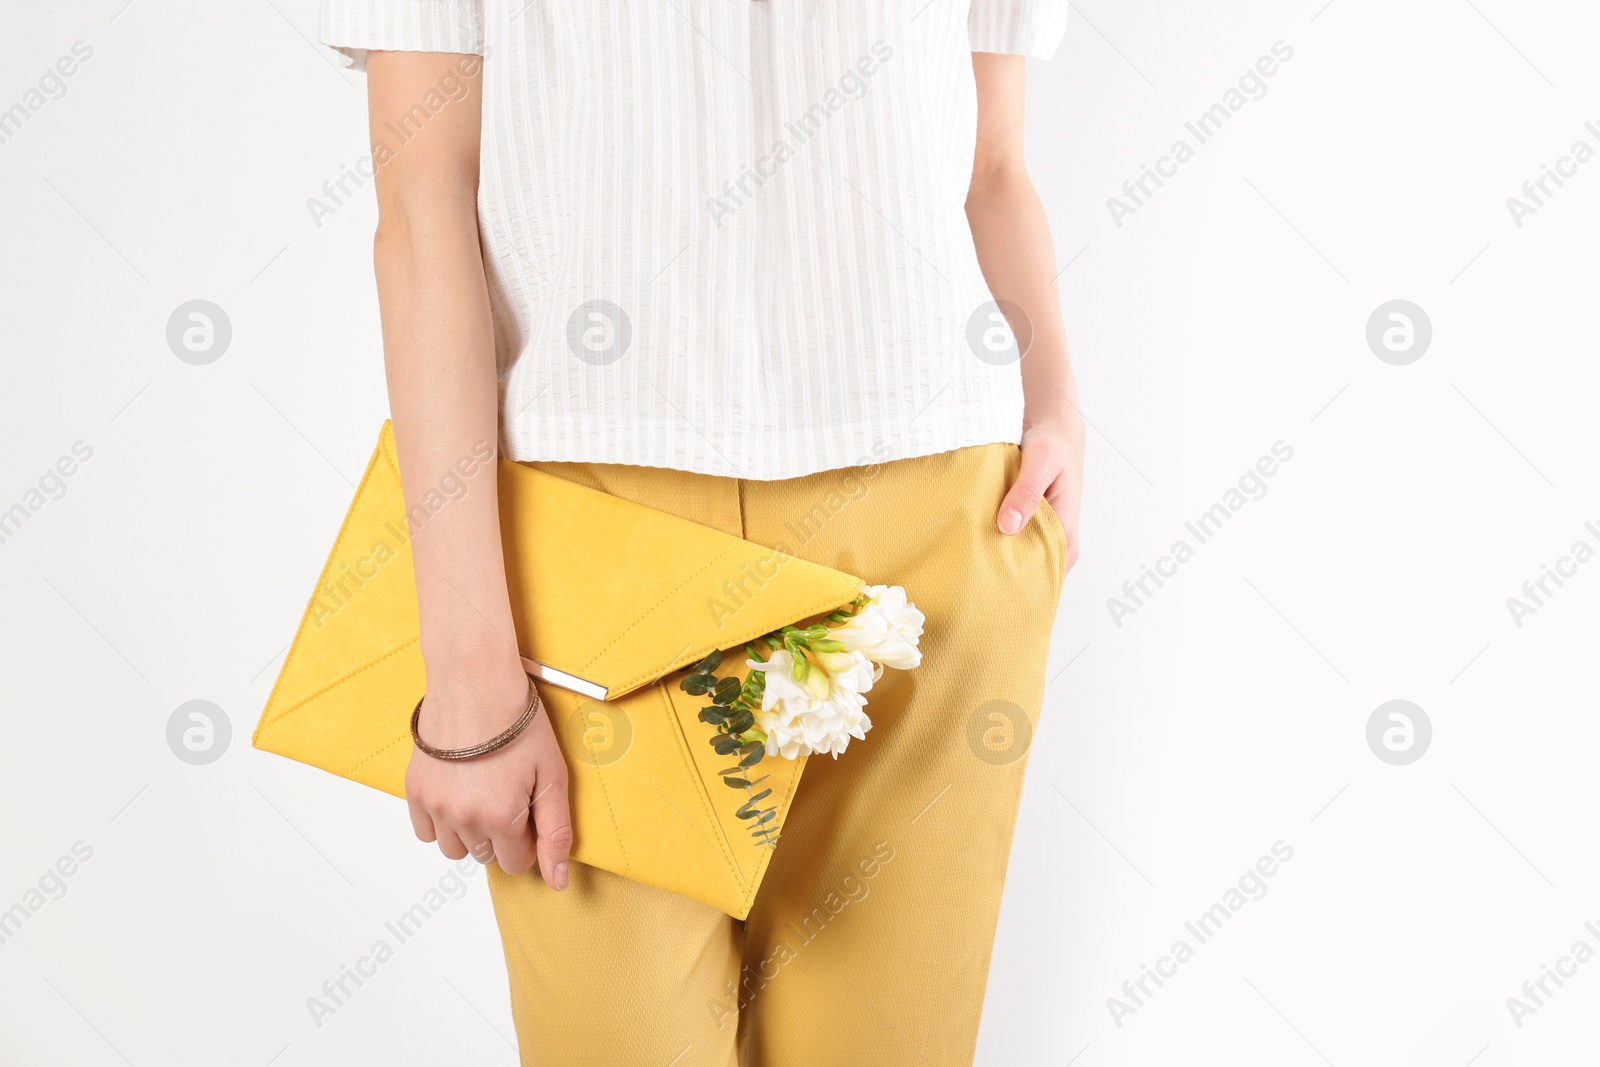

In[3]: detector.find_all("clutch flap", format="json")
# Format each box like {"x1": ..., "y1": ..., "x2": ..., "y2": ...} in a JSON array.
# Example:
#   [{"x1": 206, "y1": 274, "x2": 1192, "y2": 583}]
[
  {"x1": 254, "y1": 422, "x2": 862, "y2": 778},
  {"x1": 493, "y1": 435, "x2": 864, "y2": 701}
]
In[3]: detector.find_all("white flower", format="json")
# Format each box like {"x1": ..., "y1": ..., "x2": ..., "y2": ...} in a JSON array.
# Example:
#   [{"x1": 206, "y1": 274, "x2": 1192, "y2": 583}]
[
  {"x1": 747, "y1": 649, "x2": 874, "y2": 759},
  {"x1": 830, "y1": 584, "x2": 925, "y2": 670}
]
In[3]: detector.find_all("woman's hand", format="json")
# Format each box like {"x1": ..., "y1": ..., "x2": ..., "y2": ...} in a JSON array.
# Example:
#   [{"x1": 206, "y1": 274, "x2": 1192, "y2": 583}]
[
  {"x1": 997, "y1": 411, "x2": 1084, "y2": 576},
  {"x1": 405, "y1": 657, "x2": 573, "y2": 889}
]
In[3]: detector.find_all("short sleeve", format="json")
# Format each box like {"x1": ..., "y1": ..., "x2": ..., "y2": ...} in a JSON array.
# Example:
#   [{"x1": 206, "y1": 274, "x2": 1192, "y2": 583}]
[
  {"x1": 319, "y1": 0, "x2": 485, "y2": 72},
  {"x1": 967, "y1": 0, "x2": 1068, "y2": 60}
]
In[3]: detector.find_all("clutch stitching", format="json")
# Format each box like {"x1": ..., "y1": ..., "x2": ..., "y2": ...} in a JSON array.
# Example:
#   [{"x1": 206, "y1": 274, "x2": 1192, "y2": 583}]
[
  {"x1": 588, "y1": 730, "x2": 635, "y2": 880},
  {"x1": 254, "y1": 435, "x2": 399, "y2": 743},
  {"x1": 739, "y1": 754, "x2": 804, "y2": 917},
  {"x1": 346, "y1": 728, "x2": 410, "y2": 779},
  {"x1": 576, "y1": 544, "x2": 743, "y2": 675},
  {"x1": 657, "y1": 686, "x2": 746, "y2": 893},
  {"x1": 376, "y1": 427, "x2": 403, "y2": 480},
  {"x1": 258, "y1": 636, "x2": 420, "y2": 734}
]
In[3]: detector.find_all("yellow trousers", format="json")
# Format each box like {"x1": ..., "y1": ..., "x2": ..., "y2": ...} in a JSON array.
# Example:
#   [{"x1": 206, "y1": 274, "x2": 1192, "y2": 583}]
[{"x1": 487, "y1": 443, "x2": 1066, "y2": 1066}]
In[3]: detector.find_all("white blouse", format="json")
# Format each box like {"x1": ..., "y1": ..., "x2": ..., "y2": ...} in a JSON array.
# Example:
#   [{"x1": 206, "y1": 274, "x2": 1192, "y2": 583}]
[{"x1": 321, "y1": 1, "x2": 1068, "y2": 479}]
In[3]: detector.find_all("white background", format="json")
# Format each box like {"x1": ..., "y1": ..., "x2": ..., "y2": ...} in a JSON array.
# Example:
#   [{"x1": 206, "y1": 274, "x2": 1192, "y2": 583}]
[{"x1": 2, "y1": 1, "x2": 1597, "y2": 1065}]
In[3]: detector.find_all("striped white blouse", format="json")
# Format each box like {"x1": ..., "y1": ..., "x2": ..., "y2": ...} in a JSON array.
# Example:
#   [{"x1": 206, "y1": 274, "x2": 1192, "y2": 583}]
[{"x1": 321, "y1": 1, "x2": 1069, "y2": 479}]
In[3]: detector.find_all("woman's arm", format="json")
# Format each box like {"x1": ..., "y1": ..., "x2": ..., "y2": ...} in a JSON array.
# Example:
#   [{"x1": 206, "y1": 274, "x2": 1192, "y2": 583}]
[
  {"x1": 967, "y1": 52, "x2": 1084, "y2": 575},
  {"x1": 367, "y1": 51, "x2": 571, "y2": 889}
]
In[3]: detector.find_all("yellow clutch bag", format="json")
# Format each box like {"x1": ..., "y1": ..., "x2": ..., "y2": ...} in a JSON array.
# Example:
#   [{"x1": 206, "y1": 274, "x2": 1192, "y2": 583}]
[{"x1": 252, "y1": 422, "x2": 862, "y2": 919}]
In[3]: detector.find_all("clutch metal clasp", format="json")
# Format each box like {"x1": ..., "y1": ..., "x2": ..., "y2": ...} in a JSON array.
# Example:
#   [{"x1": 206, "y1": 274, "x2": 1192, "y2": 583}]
[{"x1": 519, "y1": 656, "x2": 609, "y2": 701}]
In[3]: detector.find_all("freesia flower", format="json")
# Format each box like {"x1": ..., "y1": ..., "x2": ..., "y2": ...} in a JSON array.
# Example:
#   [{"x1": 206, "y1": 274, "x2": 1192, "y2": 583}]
[
  {"x1": 683, "y1": 583, "x2": 926, "y2": 846},
  {"x1": 829, "y1": 584, "x2": 925, "y2": 670},
  {"x1": 747, "y1": 648, "x2": 874, "y2": 759}
]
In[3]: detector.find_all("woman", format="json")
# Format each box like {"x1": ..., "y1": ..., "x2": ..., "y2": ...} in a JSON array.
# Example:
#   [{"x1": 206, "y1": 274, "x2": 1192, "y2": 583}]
[{"x1": 324, "y1": 1, "x2": 1080, "y2": 1062}]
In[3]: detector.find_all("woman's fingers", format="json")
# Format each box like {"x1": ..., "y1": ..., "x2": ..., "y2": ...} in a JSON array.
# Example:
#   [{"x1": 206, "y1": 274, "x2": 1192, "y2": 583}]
[
  {"x1": 487, "y1": 800, "x2": 537, "y2": 875},
  {"x1": 998, "y1": 436, "x2": 1062, "y2": 535},
  {"x1": 434, "y1": 824, "x2": 471, "y2": 861},
  {"x1": 407, "y1": 795, "x2": 438, "y2": 843},
  {"x1": 529, "y1": 755, "x2": 574, "y2": 891}
]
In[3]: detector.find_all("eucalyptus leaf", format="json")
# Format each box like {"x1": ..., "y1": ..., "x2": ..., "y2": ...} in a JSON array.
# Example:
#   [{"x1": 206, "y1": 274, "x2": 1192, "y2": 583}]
[
  {"x1": 682, "y1": 673, "x2": 716, "y2": 695},
  {"x1": 736, "y1": 793, "x2": 773, "y2": 818},
  {"x1": 722, "y1": 777, "x2": 752, "y2": 788},
  {"x1": 695, "y1": 649, "x2": 723, "y2": 673}
]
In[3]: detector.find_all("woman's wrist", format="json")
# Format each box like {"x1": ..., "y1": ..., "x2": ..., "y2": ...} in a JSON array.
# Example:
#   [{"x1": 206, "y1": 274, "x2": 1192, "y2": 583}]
[
  {"x1": 422, "y1": 618, "x2": 516, "y2": 665},
  {"x1": 417, "y1": 662, "x2": 533, "y2": 746},
  {"x1": 1023, "y1": 388, "x2": 1085, "y2": 443},
  {"x1": 421, "y1": 625, "x2": 526, "y2": 698}
]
